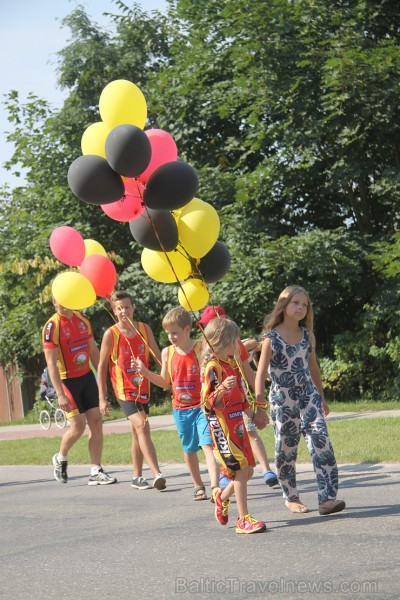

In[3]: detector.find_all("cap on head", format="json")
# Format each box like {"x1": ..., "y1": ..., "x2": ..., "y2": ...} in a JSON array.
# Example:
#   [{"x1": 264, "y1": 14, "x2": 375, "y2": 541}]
[{"x1": 197, "y1": 305, "x2": 226, "y2": 326}]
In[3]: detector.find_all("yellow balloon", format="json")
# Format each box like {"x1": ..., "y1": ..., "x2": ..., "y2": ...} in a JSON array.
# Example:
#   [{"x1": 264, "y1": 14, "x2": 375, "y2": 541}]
[
  {"x1": 141, "y1": 248, "x2": 192, "y2": 283},
  {"x1": 52, "y1": 272, "x2": 96, "y2": 310},
  {"x1": 84, "y1": 239, "x2": 107, "y2": 257},
  {"x1": 81, "y1": 122, "x2": 111, "y2": 158},
  {"x1": 99, "y1": 80, "x2": 147, "y2": 130},
  {"x1": 178, "y1": 278, "x2": 209, "y2": 311},
  {"x1": 178, "y1": 198, "x2": 220, "y2": 258}
]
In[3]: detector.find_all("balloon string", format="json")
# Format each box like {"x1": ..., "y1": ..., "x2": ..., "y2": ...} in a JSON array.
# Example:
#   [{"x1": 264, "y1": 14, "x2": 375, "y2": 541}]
[
  {"x1": 97, "y1": 299, "x2": 150, "y2": 419},
  {"x1": 98, "y1": 298, "x2": 161, "y2": 366},
  {"x1": 137, "y1": 199, "x2": 227, "y2": 392}
]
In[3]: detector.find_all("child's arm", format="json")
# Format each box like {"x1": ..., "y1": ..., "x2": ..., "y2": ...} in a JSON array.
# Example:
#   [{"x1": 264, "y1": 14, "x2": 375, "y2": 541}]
[
  {"x1": 255, "y1": 337, "x2": 272, "y2": 405},
  {"x1": 203, "y1": 364, "x2": 236, "y2": 411},
  {"x1": 133, "y1": 346, "x2": 170, "y2": 389},
  {"x1": 308, "y1": 335, "x2": 329, "y2": 416}
]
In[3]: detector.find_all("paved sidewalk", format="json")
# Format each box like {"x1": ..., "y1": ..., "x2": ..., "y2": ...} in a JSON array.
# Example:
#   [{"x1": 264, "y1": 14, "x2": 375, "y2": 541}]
[
  {"x1": 1, "y1": 409, "x2": 399, "y2": 441},
  {"x1": 0, "y1": 413, "x2": 176, "y2": 440}
]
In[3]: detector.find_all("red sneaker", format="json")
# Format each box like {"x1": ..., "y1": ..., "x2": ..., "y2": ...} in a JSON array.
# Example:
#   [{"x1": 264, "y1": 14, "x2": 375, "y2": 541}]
[
  {"x1": 213, "y1": 487, "x2": 230, "y2": 526},
  {"x1": 236, "y1": 514, "x2": 266, "y2": 534}
]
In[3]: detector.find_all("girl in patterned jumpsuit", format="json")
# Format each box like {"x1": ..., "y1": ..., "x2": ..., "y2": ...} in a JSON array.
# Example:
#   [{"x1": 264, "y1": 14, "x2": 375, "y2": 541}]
[{"x1": 255, "y1": 286, "x2": 345, "y2": 516}]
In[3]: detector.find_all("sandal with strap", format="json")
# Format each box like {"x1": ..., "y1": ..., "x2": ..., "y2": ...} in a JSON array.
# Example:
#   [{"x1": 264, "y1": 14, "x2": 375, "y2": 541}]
[{"x1": 193, "y1": 485, "x2": 208, "y2": 501}]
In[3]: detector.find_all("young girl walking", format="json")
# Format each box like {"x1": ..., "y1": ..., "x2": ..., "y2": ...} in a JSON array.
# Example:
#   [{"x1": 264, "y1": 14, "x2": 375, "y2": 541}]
[
  {"x1": 202, "y1": 318, "x2": 266, "y2": 534},
  {"x1": 255, "y1": 286, "x2": 345, "y2": 516}
]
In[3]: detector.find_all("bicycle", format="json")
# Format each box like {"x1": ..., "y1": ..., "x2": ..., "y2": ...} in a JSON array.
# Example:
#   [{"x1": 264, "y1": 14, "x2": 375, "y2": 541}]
[{"x1": 39, "y1": 395, "x2": 68, "y2": 430}]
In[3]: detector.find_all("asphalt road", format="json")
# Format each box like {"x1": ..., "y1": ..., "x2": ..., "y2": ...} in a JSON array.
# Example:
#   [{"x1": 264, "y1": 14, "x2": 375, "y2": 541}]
[
  {"x1": 1, "y1": 411, "x2": 400, "y2": 599},
  {"x1": 1, "y1": 460, "x2": 399, "y2": 600}
]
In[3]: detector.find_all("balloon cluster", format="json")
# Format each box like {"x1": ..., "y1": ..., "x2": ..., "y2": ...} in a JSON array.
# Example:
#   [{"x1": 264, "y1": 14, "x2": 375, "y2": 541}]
[
  {"x1": 49, "y1": 226, "x2": 117, "y2": 309},
  {"x1": 67, "y1": 79, "x2": 231, "y2": 311}
]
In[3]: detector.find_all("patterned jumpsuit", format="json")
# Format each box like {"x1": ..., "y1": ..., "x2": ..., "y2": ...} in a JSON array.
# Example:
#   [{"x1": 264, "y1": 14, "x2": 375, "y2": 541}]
[{"x1": 267, "y1": 328, "x2": 339, "y2": 504}]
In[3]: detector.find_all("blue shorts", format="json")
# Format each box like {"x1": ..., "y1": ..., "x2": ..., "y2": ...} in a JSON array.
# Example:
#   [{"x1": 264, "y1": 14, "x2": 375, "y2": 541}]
[{"x1": 172, "y1": 406, "x2": 212, "y2": 454}]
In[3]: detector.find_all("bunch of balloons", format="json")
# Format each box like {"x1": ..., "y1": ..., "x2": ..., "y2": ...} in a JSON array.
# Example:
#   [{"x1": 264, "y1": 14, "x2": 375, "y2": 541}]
[
  {"x1": 49, "y1": 226, "x2": 117, "y2": 309},
  {"x1": 67, "y1": 79, "x2": 231, "y2": 311}
]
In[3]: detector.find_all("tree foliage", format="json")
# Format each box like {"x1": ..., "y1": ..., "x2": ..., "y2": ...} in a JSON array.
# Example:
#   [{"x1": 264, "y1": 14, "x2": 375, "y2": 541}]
[{"x1": 0, "y1": 0, "x2": 399, "y2": 401}]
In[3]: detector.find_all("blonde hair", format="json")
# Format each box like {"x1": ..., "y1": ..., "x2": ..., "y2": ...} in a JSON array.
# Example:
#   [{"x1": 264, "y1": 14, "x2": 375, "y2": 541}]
[
  {"x1": 263, "y1": 286, "x2": 314, "y2": 334},
  {"x1": 162, "y1": 307, "x2": 191, "y2": 330},
  {"x1": 201, "y1": 318, "x2": 240, "y2": 372}
]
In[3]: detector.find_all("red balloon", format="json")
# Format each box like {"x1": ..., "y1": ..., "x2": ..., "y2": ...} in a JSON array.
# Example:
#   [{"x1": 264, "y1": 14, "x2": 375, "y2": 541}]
[
  {"x1": 79, "y1": 254, "x2": 117, "y2": 297},
  {"x1": 138, "y1": 129, "x2": 178, "y2": 184},
  {"x1": 101, "y1": 178, "x2": 145, "y2": 222},
  {"x1": 49, "y1": 226, "x2": 85, "y2": 266}
]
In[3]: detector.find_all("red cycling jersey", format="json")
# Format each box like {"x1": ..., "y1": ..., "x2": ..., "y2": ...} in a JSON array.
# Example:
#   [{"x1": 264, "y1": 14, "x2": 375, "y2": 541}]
[
  {"x1": 166, "y1": 341, "x2": 202, "y2": 410},
  {"x1": 107, "y1": 323, "x2": 150, "y2": 403},
  {"x1": 42, "y1": 311, "x2": 94, "y2": 379}
]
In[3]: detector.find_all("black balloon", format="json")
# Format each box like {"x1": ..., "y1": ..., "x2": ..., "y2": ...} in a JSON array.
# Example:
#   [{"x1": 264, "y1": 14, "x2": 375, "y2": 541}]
[
  {"x1": 105, "y1": 124, "x2": 152, "y2": 177},
  {"x1": 198, "y1": 241, "x2": 231, "y2": 283},
  {"x1": 129, "y1": 208, "x2": 178, "y2": 251},
  {"x1": 67, "y1": 155, "x2": 124, "y2": 205},
  {"x1": 143, "y1": 161, "x2": 198, "y2": 210}
]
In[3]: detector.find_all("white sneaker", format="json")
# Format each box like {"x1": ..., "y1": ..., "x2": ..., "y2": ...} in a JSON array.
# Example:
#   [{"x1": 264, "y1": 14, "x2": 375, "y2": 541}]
[
  {"x1": 153, "y1": 473, "x2": 166, "y2": 490},
  {"x1": 88, "y1": 468, "x2": 117, "y2": 486}
]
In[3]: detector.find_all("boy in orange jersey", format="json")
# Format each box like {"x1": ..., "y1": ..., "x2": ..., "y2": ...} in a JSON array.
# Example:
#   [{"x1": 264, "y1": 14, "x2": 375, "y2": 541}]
[
  {"x1": 42, "y1": 298, "x2": 116, "y2": 486},
  {"x1": 98, "y1": 291, "x2": 166, "y2": 491},
  {"x1": 134, "y1": 307, "x2": 219, "y2": 500}
]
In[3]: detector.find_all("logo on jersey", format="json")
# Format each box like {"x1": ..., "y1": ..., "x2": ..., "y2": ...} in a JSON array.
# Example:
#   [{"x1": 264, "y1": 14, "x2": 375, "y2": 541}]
[
  {"x1": 209, "y1": 415, "x2": 230, "y2": 453},
  {"x1": 74, "y1": 353, "x2": 87, "y2": 367},
  {"x1": 44, "y1": 322, "x2": 54, "y2": 342},
  {"x1": 234, "y1": 422, "x2": 245, "y2": 439},
  {"x1": 179, "y1": 393, "x2": 192, "y2": 403},
  {"x1": 228, "y1": 411, "x2": 242, "y2": 420},
  {"x1": 78, "y1": 321, "x2": 87, "y2": 333},
  {"x1": 131, "y1": 374, "x2": 143, "y2": 387}
]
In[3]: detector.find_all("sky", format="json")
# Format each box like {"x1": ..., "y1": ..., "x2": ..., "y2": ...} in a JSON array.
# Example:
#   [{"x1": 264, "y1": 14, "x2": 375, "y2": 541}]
[{"x1": 0, "y1": 0, "x2": 167, "y2": 187}]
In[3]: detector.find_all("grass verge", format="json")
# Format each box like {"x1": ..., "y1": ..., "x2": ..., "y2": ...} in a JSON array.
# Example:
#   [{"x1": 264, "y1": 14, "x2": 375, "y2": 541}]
[{"x1": 1, "y1": 417, "x2": 399, "y2": 465}]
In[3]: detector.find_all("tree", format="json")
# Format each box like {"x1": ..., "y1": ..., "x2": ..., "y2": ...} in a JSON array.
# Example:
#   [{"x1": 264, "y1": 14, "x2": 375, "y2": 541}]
[
  {"x1": 0, "y1": 4, "x2": 169, "y2": 369},
  {"x1": 150, "y1": 0, "x2": 400, "y2": 235},
  {"x1": 1, "y1": 0, "x2": 399, "y2": 401}
]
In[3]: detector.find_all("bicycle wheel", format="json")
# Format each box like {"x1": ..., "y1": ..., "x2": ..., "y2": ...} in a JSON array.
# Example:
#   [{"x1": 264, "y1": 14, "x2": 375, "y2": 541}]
[
  {"x1": 55, "y1": 408, "x2": 67, "y2": 429},
  {"x1": 39, "y1": 410, "x2": 51, "y2": 430}
]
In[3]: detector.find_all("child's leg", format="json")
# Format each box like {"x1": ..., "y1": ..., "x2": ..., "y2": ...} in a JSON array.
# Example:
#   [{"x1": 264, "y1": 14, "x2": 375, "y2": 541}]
[
  {"x1": 244, "y1": 414, "x2": 272, "y2": 473},
  {"x1": 131, "y1": 425, "x2": 144, "y2": 477},
  {"x1": 248, "y1": 431, "x2": 273, "y2": 473},
  {"x1": 196, "y1": 408, "x2": 219, "y2": 488},
  {"x1": 128, "y1": 412, "x2": 162, "y2": 478},
  {"x1": 302, "y1": 403, "x2": 339, "y2": 505},
  {"x1": 184, "y1": 451, "x2": 203, "y2": 488},
  {"x1": 232, "y1": 467, "x2": 252, "y2": 517},
  {"x1": 271, "y1": 403, "x2": 301, "y2": 501},
  {"x1": 201, "y1": 444, "x2": 219, "y2": 488}
]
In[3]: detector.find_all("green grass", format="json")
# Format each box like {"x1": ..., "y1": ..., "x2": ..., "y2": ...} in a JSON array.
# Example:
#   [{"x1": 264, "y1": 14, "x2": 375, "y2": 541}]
[
  {"x1": 1, "y1": 417, "x2": 399, "y2": 465},
  {"x1": 2, "y1": 399, "x2": 399, "y2": 427},
  {"x1": 328, "y1": 400, "x2": 400, "y2": 412},
  {"x1": 0, "y1": 400, "x2": 173, "y2": 427}
]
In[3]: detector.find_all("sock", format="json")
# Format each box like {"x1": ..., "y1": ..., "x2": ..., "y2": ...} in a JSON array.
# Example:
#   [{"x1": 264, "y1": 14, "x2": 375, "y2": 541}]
[
  {"x1": 91, "y1": 465, "x2": 101, "y2": 476},
  {"x1": 58, "y1": 453, "x2": 67, "y2": 462}
]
